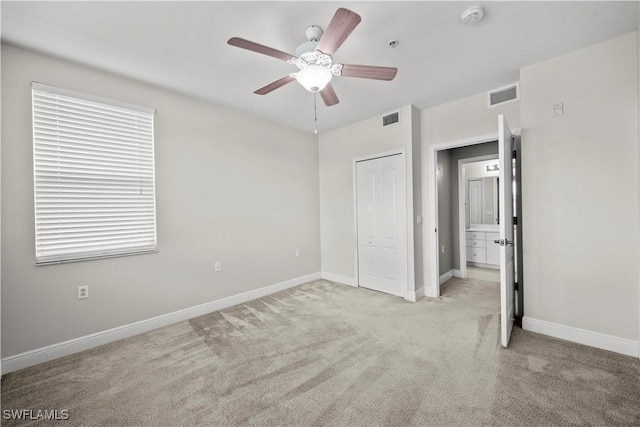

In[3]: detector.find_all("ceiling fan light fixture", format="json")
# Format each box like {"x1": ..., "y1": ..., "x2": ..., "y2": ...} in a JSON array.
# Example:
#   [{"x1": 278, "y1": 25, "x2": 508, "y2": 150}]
[{"x1": 295, "y1": 66, "x2": 332, "y2": 93}]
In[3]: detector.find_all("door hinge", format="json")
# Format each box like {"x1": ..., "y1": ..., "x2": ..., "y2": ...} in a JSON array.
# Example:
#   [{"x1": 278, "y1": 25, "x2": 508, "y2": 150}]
[
  {"x1": 512, "y1": 149, "x2": 517, "y2": 159},
  {"x1": 514, "y1": 282, "x2": 519, "y2": 291},
  {"x1": 513, "y1": 216, "x2": 518, "y2": 225}
]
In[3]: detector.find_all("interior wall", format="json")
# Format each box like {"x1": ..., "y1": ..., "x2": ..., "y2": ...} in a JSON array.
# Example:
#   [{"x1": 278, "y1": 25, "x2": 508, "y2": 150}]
[
  {"x1": 436, "y1": 150, "x2": 453, "y2": 274},
  {"x1": 0, "y1": 36, "x2": 2, "y2": 375},
  {"x1": 520, "y1": 32, "x2": 639, "y2": 342},
  {"x1": 411, "y1": 106, "x2": 424, "y2": 293},
  {"x1": 319, "y1": 105, "x2": 417, "y2": 291},
  {"x1": 421, "y1": 92, "x2": 521, "y2": 147},
  {"x1": 421, "y1": 93, "x2": 519, "y2": 295},
  {"x1": 1, "y1": 44, "x2": 321, "y2": 357}
]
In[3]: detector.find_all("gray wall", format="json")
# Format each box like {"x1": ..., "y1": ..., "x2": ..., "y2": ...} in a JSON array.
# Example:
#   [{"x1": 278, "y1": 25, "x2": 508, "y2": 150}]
[
  {"x1": 1, "y1": 44, "x2": 321, "y2": 357},
  {"x1": 520, "y1": 32, "x2": 638, "y2": 340},
  {"x1": 0, "y1": 44, "x2": 2, "y2": 373},
  {"x1": 411, "y1": 106, "x2": 424, "y2": 292},
  {"x1": 436, "y1": 150, "x2": 452, "y2": 274}
]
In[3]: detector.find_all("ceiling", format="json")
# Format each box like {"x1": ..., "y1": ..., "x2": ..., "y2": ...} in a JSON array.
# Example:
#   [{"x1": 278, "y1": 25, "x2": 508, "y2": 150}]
[{"x1": 2, "y1": 1, "x2": 639, "y2": 134}]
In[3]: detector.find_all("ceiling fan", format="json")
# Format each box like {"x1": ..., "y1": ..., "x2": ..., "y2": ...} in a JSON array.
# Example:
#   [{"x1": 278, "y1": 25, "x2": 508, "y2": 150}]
[{"x1": 227, "y1": 8, "x2": 398, "y2": 107}]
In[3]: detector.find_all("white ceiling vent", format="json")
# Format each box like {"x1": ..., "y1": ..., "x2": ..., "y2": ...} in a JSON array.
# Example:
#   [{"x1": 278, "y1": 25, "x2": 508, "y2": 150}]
[
  {"x1": 383, "y1": 112, "x2": 399, "y2": 126},
  {"x1": 487, "y1": 82, "x2": 519, "y2": 108}
]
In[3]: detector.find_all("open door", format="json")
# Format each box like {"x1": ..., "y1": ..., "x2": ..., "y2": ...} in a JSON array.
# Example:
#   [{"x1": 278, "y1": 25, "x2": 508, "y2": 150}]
[{"x1": 498, "y1": 115, "x2": 515, "y2": 347}]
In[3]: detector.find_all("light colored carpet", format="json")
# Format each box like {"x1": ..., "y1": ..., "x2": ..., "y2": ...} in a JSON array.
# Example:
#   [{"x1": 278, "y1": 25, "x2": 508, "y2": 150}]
[{"x1": 2, "y1": 278, "x2": 639, "y2": 426}]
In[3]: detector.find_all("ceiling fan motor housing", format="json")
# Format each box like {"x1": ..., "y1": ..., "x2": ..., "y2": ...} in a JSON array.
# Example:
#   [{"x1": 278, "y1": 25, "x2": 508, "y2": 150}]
[
  {"x1": 295, "y1": 41, "x2": 320, "y2": 59},
  {"x1": 304, "y1": 25, "x2": 323, "y2": 42}
]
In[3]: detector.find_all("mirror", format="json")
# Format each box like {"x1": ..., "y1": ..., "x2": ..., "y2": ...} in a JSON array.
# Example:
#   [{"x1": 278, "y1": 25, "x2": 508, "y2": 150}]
[{"x1": 467, "y1": 177, "x2": 499, "y2": 225}]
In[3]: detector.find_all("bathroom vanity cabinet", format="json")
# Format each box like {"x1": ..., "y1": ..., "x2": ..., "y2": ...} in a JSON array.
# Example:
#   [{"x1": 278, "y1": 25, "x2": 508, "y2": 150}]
[{"x1": 465, "y1": 229, "x2": 500, "y2": 269}]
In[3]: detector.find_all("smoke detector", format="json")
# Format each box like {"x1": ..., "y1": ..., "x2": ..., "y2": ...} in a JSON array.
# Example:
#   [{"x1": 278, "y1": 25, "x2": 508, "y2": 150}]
[{"x1": 461, "y1": 5, "x2": 485, "y2": 24}]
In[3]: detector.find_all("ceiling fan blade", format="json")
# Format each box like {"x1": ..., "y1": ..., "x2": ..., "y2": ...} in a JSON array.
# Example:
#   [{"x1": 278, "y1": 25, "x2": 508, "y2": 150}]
[
  {"x1": 320, "y1": 83, "x2": 339, "y2": 106},
  {"x1": 340, "y1": 64, "x2": 398, "y2": 81},
  {"x1": 228, "y1": 37, "x2": 295, "y2": 62},
  {"x1": 254, "y1": 76, "x2": 295, "y2": 95},
  {"x1": 316, "y1": 8, "x2": 361, "y2": 55}
]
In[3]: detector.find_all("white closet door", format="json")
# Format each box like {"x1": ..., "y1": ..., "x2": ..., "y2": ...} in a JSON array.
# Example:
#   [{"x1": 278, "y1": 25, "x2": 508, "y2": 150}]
[{"x1": 356, "y1": 154, "x2": 407, "y2": 298}]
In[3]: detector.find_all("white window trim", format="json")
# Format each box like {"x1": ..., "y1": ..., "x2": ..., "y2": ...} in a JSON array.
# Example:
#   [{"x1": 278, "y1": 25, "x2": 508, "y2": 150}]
[
  {"x1": 32, "y1": 83, "x2": 155, "y2": 115},
  {"x1": 32, "y1": 82, "x2": 158, "y2": 265}
]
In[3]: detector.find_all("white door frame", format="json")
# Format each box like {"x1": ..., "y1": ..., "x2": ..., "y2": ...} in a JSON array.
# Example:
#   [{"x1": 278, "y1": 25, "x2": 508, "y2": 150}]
[
  {"x1": 457, "y1": 154, "x2": 499, "y2": 279},
  {"x1": 353, "y1": 149, "x2": 414, "y2": 300},
  {"x1": 427, "y1": 130, "x2": 520, "y2": 298}
]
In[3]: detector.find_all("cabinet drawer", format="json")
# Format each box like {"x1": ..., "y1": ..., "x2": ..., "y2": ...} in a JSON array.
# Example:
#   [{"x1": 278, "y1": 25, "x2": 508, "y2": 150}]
[
  {"x1": 486, "y1": 232, "x2": 500, "y2": 242},
  {"x1": 466, "y1": 231, "x2": 486, "y2": 240},
  {"x1": 466, "y1": 247, "x2": 487, "y2": 263},
  {"x1": 466, "y1": 238, "x2": 485, "y2": 248}
]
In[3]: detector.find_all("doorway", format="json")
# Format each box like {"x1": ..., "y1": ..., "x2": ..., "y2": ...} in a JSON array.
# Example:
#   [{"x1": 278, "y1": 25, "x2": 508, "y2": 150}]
[
  {"x1": 428, "y1": 115, "x2": 520, "y2": 347},
  {"x1": 458, "y1": 154, "x2": 500, "y2": 279}
]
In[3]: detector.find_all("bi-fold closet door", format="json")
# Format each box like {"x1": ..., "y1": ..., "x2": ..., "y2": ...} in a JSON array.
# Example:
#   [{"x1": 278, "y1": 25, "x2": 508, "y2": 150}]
[{"x1": 355, "y1": 154, "x2": 407, "y2": 298}]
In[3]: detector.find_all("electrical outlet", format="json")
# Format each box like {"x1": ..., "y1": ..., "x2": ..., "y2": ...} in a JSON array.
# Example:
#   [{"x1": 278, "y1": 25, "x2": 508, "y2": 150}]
[
  {"x1": 552, "y1": 102, "x2": 564, "y2": 117},
  {"x1": 214, "y1": 261, "x2": 222, "y2": 272},
  {"x1": 78, "y1": 285, "x2": 88, "y2": 300},
  {"x1": 295, "y1": 248, "x2": 302, "y2": 257}
]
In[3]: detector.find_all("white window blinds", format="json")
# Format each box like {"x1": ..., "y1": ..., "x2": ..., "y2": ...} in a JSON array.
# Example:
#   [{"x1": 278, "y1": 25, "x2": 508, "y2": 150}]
[{"x1": 32, "y1": 83, "x2": 157, "y2": 264}]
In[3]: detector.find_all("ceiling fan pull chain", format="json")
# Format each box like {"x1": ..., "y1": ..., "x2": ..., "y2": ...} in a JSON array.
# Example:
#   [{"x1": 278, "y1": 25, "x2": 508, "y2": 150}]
[{"x1": 314, "y1": 92, "x2": 318, "y2": 134}]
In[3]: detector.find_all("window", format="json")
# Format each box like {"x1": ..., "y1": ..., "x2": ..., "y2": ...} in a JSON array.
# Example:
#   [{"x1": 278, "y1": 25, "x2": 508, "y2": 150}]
[{"x1": 32, "y1": 83, "x2": 157, "y2": 264}]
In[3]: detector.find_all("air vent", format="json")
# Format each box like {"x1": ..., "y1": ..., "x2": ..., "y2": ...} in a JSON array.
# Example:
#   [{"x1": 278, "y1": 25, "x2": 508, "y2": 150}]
[
  {"x1": 383, "y1": 112, "x2": 399, "y2": 126},
  {"x1": 488, "y1": 82, "x2": 519, "y2": 108}
]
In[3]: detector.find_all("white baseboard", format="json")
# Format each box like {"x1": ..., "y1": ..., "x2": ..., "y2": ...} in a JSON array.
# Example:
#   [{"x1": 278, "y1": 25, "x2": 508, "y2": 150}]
[
  {"x1": 453, "y1": 269, "x2": 463, "y2": 278},
  {"x1": 2, "y1": 272, "x2": 322, "y2": 374},
  {"x1": 406, "y1": 286, "x2": 425, "y2": 302},
  {"x1": 439, "y1": 270, "x2": 454, "y2": 285},
  {"x1": 467, "y1": 262, "x2": 499, "y2": 270},
  {"x1": 424, "y1": 285, "x2": 438, "y2": 298},
  {"x1": 522, "y1": 317, "x2": 639, "y2": 358},
  {"x1": 321, "y1": 271, "x2": 357, "y2": 287}
]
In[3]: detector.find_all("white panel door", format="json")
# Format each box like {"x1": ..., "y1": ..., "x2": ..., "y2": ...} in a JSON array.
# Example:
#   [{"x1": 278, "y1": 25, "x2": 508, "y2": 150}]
[
  {"x1": 468, "y1": 179, "x2": 482, "y2": 224},
  {"x1": 356, "y1": 154, "x2": 407, "y2": 297},
  {"x1": 498, "y1": 115, "x2": 515, "y2": 347}
]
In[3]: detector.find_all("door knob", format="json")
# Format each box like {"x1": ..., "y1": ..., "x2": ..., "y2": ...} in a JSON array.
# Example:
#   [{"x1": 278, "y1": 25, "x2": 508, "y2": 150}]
[{"x1": 494, "y1": 239, "x2": 514, "y2": 246}]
